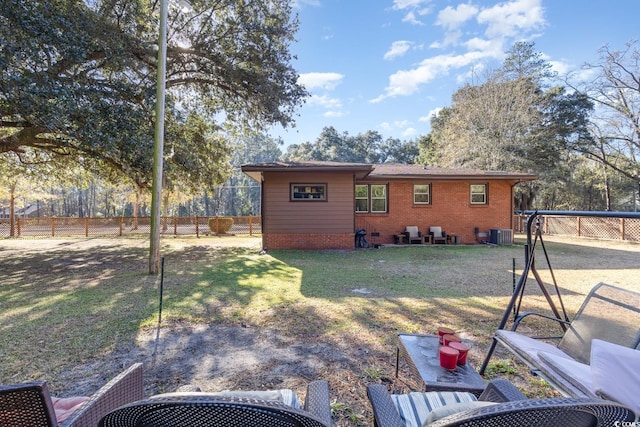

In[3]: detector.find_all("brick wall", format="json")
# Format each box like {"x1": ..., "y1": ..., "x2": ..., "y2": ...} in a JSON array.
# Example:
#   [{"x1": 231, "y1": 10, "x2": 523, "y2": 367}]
[
  {"x1": 356, "y1": 180, "x2": 514, "y2": 245},
  {"x1": 265, "y1": 233, "x2": 355, "y2": 250}
]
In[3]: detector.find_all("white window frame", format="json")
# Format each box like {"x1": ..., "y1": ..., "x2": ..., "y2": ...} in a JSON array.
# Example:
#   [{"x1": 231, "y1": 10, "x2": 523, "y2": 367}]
[
  {"x1": 355, "y1": 184, "x2": 388, "y2": 213},
  {"x1": 355, "y1": 185, "x2": 369, "y2": 212},
  {"x1": 470, "y1": 184, "x2": 487, "y2": 205},
  {"x1": 413, "y1": 184, "x2": 431, "y2": 205}
]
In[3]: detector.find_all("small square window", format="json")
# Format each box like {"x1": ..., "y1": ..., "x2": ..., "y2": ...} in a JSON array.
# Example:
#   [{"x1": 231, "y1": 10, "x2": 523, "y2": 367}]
[
  {"x1": 291, "y1": 184, "x2": 327, "y2": 201},
  {"x1": 414, "y1": 184, "x2": 431, "y2": 204},
  {"x1": 470, "y1": 184, "x2": 487, "y2": 204}
]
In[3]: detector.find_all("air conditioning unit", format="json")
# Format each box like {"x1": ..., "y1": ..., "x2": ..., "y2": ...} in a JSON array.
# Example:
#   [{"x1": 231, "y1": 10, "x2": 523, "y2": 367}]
[{"x1": 489, "y1": 228, "x2": 513, "y2": 245}]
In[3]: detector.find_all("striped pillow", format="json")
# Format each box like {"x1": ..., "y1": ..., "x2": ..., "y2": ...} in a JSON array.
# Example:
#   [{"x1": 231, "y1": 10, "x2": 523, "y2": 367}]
[{"x1": 390, "y1": 391, "x2": 477, "y2": 427}]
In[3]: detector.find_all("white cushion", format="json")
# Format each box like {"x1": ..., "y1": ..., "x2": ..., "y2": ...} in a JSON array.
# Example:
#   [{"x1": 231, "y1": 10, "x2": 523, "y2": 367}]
[
  {"x1": 495, "y1": 330, "x2": 572, "y2": 368},
  {"x1": 390, "y1": 391, "x2": 477, "y2": 427},
  {"x1": 424, "y1": 401, "x2": 496, "y2": 425},
  {"x1": 537, "y1": 351, "x2": 595, "y2": 397},
  {"x1": 429, "y1": 227, "x2": 442, "y2": 237},
  {"x1": 151, "y1": 389, "x2": 301, "y2": 409},
  {"x1": 591, "y1": 339, "x2": 640, "y2": 417},
  {"x1": 405, "y1": 226, "x2": 420, "y2": 237}
]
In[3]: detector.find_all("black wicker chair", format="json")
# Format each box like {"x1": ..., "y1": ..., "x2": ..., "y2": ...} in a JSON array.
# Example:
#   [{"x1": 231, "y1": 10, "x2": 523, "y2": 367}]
[
  {"x1": 0, "y1": 363, "x2": 144, "y2": 427},
  {"x1": 99, "y1": 380, "x2": 332, "y2": 427},
  {"x1": 367, "y1": 379, "x2": 636, "y2": 427}
]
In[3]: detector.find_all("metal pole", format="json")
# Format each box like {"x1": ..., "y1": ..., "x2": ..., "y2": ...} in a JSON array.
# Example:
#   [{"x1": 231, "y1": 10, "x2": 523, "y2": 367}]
[{"x1": 149, "y1": 0, "x2": 168, "y2": 274}]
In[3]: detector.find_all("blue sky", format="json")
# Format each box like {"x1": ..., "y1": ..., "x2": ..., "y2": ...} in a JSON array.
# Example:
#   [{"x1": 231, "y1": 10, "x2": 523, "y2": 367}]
[{"x1": 270, "y1": 0, "x2": 639, "y2": 147}]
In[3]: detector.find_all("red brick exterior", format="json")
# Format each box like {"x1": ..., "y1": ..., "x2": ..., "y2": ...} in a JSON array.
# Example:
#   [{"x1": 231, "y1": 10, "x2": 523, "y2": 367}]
[
  {"x1": 356, "y1": 180, "x2": 515, "y2": 245},
  {"x1": 264, "y1": 233, "x2": 354, "y2": 250},
  {"x1": 243, "y1": 162, "x2": 533, "y2": 250}
]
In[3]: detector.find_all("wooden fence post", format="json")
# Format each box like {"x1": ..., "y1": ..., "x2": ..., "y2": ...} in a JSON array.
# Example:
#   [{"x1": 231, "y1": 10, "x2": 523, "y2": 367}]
[
  {"x1": 119, "y1": 217, "x2": 123, "y2": 236},
  {"x1": 249, "y1": 216, "x2": 253, "y2": 235},
  {"x1": 85, "y1": 218, "x2": 89, "y2": 237},
  {"x1": 577, "y1": 216, "x2": 581, "y2": 237},
  {"x1": 195, "y1": 216, "x2": 199, "y2": 237},
  {"x1": 51, "y1": 218, "x2": 55, "y2": 237}
]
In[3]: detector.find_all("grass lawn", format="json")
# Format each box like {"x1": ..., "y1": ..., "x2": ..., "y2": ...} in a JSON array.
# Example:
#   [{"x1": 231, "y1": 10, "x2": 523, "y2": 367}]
[{"x1": 1, "y1": 235, "x2": 639, "y2": 425}]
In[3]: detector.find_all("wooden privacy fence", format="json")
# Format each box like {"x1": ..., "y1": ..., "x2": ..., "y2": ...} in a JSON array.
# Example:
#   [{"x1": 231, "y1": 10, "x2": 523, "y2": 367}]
[
  {"x1": 0, "y1": 216, "x2": 261, "y2": 238},
  {"x1": 513, "y1": 214, "x2": 640, "y2": 243}
]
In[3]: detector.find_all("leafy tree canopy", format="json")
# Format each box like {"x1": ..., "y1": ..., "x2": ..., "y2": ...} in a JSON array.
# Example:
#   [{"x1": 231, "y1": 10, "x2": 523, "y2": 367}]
[
  {"x1": 0, "y1": 0, "x2": 307, "y2": 191},
  {"x1": 425, "y1": 42, "x2": 593, "y2": 210},
  {"x1": 283, "y1": 126, "x2": 419, "y2": 164}
]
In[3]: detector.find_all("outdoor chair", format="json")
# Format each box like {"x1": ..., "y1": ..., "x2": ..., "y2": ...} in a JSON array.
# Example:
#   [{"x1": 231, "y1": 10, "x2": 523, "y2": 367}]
[
  {"x1": 487, "y1": 282, "x2": 640, "y2": 404},
  {"x1": 0, "y1": 363, "x2": 144, "y2": 427},
  {"x1": 367, "y1": 378, "x2": 636, "y2": 426},
  {"x1": 403, "y1": 226, "x2": 424, "y2": 244},
  {"x1": 98, "y1": 380, "x2": 332, "y2": 426},
  {"x1": 429, "y1": 227, "x2": 447, "y2": 244}
]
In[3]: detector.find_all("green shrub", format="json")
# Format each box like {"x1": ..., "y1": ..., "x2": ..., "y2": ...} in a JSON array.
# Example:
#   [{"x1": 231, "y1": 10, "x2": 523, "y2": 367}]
[{"x1": 208, "y1": 217, "x2": 234, "y2": 234}]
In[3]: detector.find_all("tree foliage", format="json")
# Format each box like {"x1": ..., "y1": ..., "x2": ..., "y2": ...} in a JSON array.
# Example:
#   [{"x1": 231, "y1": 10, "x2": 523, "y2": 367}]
[
  {"x1": 568, "y1": 40, "x2": 640, "y2": 191},
  {"x1": 283, "y1": 126, "x2": 419, "y2": 164},
  {"x1": 0, "y1": 0, "x2": 306, "y2": 190},
  {"x1": 426, "y1": 42, "x2": 593, "y2": 210}
]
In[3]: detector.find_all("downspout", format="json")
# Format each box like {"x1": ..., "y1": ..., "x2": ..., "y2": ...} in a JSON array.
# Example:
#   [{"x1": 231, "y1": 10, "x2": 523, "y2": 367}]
[{"x1": 260, "y1": 173, "x2": 266, "y2": 251}]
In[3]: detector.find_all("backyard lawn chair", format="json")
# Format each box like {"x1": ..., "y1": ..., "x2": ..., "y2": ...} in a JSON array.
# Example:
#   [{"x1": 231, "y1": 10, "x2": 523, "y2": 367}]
[
  {"x1": 403, "y1": 226, "x2": 424, "y2": 244},
  {"x1": 483, "y1": 283, "x2": 640, "y2": 401},
  {"x1": 0, "y1": 363, "x2": 144, "y2": 427},
  {"x1": 429, "y1": 227, "x2": 447, "y2": 244},
  {"x1": 367, "y1": 378, "x2": 636, "y2": 426},
  {"x1": 99, "y1": 380, "x2": 332, "y2": 426}
]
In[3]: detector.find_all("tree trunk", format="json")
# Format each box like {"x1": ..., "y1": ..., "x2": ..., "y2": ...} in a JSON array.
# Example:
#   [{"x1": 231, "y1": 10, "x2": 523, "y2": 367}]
[{"x1": 9, "y1": 182, "x2": 16, "y2": 237}]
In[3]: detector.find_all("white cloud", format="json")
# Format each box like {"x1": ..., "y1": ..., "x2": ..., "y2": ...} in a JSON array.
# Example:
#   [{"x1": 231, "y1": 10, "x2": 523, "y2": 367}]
[
  {"x1": 549, "y1": 60, "x2": 570, "y2": 76},
  {"x1": 436, "y1": 3, "x2": 478, "y2": 30},
  {"x1": 402, "y1": 11, "x2": 424, "y2": 25},
  {"x1": 402, "y1": 127, "x2": 418, "y2": 137},
  {"x1": 420, "y1": 107, "x2": 442, "y2": 122},
  {"x1": 298, "y1": 72, "x2": 344, "y2": 90},
  {"x1": 384, "y1": 41, "x2": 413, "y2": 60},
  {"x1": 371, "y1": 50, "x2": 490, "y2": 102},
  {"x1": 392, "y1": 0, "x2": 431, "y2": 10},
  {"x1": 477, "y1": 0, "x2": 545, "y2": 39},
  {"x1": 324, "y1": 110, "x2": 345, "y2": 118},
  {"x1": 307, "y1": 94, "x2": 342, "y2": 109}
]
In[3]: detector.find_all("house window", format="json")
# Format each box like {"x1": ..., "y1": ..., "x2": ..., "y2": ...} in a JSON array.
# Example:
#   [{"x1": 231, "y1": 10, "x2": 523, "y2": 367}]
[
  {"x1": 355, "y1": 184, "x2": 387, "y2": 213},
  {"x1": 291, "y1": 184, "x2": 327, "y2": 201},
  {"x1": 413, "y1": 184, "x2": 431, "y2": 205},
  {"x1": 355, "y1": 185, "x2": 369, "y2": 212},
  {"x1": 470, "y1": 184, "x2": 487, "y2": 204}
]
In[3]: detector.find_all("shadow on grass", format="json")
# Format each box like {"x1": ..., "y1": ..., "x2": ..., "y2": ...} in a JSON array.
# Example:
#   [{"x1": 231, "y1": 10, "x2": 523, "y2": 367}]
[{"x1": 2, "y1": 237, "x2": 640, "y2": 424}]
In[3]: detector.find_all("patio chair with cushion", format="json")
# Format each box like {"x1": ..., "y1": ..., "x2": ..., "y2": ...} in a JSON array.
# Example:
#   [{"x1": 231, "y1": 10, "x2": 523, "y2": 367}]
[
  {"x1": 367, "y1": 378, "x2": 636, "y2": 426},
  {"x1": 429, "y1": 227, "x2": 447, "y2": 244},
  {"x1": 99, "y1": 380, "x2": 332, "y2": 427},
  {"x1": 481, "y1": 282, "x2": 640, "y2": 405},
  {"x1": 403, "y1": 226, "x2": 424, "y2": 244},
  {"x1": 0, "y1": 363, "x2": 144, "y2": 427}
]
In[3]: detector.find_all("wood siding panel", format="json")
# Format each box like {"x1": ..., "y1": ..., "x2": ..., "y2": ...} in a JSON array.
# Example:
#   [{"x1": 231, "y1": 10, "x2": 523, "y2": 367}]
[{"x1": 263, "y1": 171, "x2": 355, "y2": 233}]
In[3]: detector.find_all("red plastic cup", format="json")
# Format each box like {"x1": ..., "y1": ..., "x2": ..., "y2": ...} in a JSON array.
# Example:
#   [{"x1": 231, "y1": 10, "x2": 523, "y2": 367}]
[
  {"x1": 448, "y1": 341, "x2": 469, "y2": 365},
  {"x1": 437, "y1": 327, "x2": 455, "y2": 344},
  {"x1": 442, "y1": 334, "x2": 462, "y2": 346},
  {"x1": 439, "y1": 346, "x2": 459, "y2": 370}
]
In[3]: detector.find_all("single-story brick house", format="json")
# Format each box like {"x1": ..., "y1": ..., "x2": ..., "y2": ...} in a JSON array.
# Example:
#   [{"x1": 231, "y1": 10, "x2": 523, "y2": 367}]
[{"x1": 241, "y1": 161, "x2": 537, "y2": 250}]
